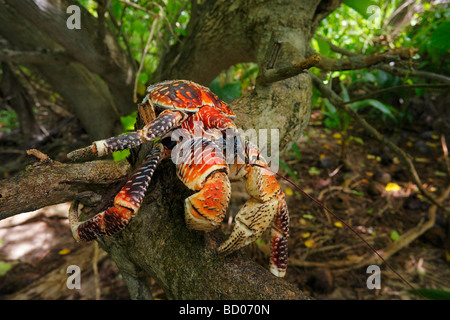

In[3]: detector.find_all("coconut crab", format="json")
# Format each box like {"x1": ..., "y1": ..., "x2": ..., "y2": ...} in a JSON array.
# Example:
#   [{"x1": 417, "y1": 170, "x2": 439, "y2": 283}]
[{"x1": 67, "y1": 80, "x2": 289, "y2": 277}]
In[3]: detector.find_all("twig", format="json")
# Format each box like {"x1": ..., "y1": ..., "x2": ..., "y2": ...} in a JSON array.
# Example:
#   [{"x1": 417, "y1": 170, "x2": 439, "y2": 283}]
[
  {"x1": 107, "y1": 8, "x2": 137, "y2": 72},
  {"x1": 93, "y1": 242, "x2": 101, "y2": 300},
  {"x1": 116, "y1": 0, "x2": 159, "y2": 17},
  {"x1": 441, "y1": 134, "x2": 450, "y2": 179},
  {"x1": 314, "y1": 47, "x2": 418, "y2": 71},
  {"x1": 133, "y1": 17, "x2": 159, "y2": 102},
  {"x1": 26, "y1": 149, "x2": 50, "y2": 163},
  {"x1": 315, "y1": 35, "x2": 357, "y2": 57},
  {"x1": 378, "y1": 63, "x2": 450, "y2": 85},
  {"x1": 257, "y1": 54, "x2": 321, "y2": 86}
]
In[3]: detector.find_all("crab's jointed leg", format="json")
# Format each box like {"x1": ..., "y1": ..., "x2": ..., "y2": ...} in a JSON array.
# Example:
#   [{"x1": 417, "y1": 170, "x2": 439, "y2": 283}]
[
  {"x1": 69, "y1": 144, "x2": 166, "y2": 241},
  {"x1": 67, "y1": 109, "x2": 188, "y2": 161},
  {"x1": 219, "y1": 143, "x2": 289, "y2": 277},
  {"x1": 175, "y1": 137, "x2": 232, "y2": 232}
]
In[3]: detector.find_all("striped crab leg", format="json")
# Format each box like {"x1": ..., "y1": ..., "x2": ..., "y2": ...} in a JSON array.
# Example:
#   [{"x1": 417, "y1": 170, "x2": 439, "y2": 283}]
[
  {"x1": 67, "y1": 109, "x2": 188, "y2": 161},
  {"x1": 69, "y1": 144, "x2": 166, "y2": 241}
]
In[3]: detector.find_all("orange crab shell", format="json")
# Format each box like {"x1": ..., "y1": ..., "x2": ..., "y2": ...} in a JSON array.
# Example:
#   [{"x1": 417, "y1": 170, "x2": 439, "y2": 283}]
[{"x1": 145, "y1": 80, "x2": 236, "y2": 118}]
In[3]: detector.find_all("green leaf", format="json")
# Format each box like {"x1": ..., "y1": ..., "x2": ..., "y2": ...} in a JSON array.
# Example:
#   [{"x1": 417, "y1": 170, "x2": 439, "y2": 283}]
[
  {"x1": 112, "y1": 149, "x2": 130, "y2": 162},
  {"x1": 0, "y1": 261, "x2": 15, "y2": 276},
  {"x1": 291, "y1": 143, "x2": 302, "y2": 161},
  {"x1": 350, "y1": 99, "x2": 397, "y2": 121},
  {"x1": 279, "y1": 160, "x2": 300, "y2": 183},
  {"x1": 410, "y1": 288, "x2": 450, "y2": 300},
  {"x1": 120, "y1": 111, "x2": 137, "y2": 132},
  {"x1": 314, "y1": 36, "x2": 331, "y2": 56},
  {"x1": 343, "y1": 0, "x2": 377, "y2": 19},
  {"x1": 351, "y1": 190, "x2": 364, "y2": 197},
  {"x1": 220, "y1": 82, "x2": 242, "y2": 102},
  {"x1": 390, "y1": 230, "x2": 400, "y2": 241},
  {"x1": 209, "y1": 78, "x2": 242, "y2": 102},
  {"x1": 308, "y1": 167, "x2": 321, "y2": 176},
  {"x1": 113, "y1": 150, "x2": 130, "y2": 161},
  {"x1": 429, "y1": 21, "x2": 450, "y2": 50}
]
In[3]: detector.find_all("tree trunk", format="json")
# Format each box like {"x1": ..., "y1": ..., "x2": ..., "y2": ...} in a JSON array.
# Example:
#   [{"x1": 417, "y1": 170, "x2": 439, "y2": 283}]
[
  {"x1": 0, "y1": 0, "x2": 136, "y2": 140},
  {"x1": 0, "y1": 0, "x2": 344, "y2": 299}
]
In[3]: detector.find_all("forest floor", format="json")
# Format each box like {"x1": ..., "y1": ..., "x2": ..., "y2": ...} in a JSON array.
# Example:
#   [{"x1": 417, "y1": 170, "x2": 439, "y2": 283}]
[{"x1": 0, "y1": 106, "x2": 449, "y2": 300}]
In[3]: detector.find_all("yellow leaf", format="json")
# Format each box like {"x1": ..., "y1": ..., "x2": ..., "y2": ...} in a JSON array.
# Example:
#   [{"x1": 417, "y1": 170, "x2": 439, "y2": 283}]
[
  {"x1": 347, "y1": 254, "x2": 361, "y2": 262},
  {"x1": 285, "y1": 187, "x2": 293, "y2": 196},
  {"x1": 299, "y1": 218, "x2": 307, "y2": 225},
  {"x1": 301, "y1": 232, "x2": 311, "y2": 238},
  {"x1": 58, "y1": 249, "x2": 71, "y2": 255},
  {"x1": 137, "y1": 84, "x2": 147, "y2": 97},
  {"x1": 334, "y1": 222, "x2": 343, "y2": 228},
  {"x1": 406, "y1": 141, "x2": 413, "y2": 147},
  {"x1": 333, "y1": 132, "x2": 342, "y2": 139},
  {"x1": 385, "y1": 182, "x2": 401, "y2": 192},
  {"x1": 365, "y1": 171, "x2": 373, "y2": 177},
  {"x1": 367, "y1": 154, "x2": 376, "y2": 160},
  {"x1": 319, "y1": 154, "x2": 326, "y2": 159},
  {"x1": 304, "y1": 239, "x2": 317, "y2": 248}
]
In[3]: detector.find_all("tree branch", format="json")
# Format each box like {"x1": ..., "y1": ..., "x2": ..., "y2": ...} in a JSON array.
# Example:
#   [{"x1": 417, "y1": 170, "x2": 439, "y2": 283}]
[
  {"x1": 0, "y1": 155, "x2": 129, "y2": 220},
  {"x1": 378, "y1": 63, "x2": 450, "y2": 84},
  {"x1": 0, "y1": 154, "x2": 308, "y2": 300},
  {"x1": 314, "y1": 47, "x2": 418, "y2": 71},
  {"x1": 0, "y1": 48, "x2": 70, "y2": 64},
  {"x1": 257, "y1": 54, "x2": 321, "y2": 86}
]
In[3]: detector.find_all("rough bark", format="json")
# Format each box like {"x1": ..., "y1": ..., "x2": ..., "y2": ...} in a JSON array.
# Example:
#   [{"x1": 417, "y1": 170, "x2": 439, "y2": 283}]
[
  {"x1": 0, "y1": 0, "x2": 344, "y2": 299},
  {"x1": 157, "y1": 0, "x2": 342, "y2": 152},
  {"x1": 0, "y1": 156, "x2": 308, "y2": 299},
  {"x1": 0, "y1": 157, "x2": 129, "y2": 221},
  {"x1": 0, "y1": 0, "x2": 136, "y2": 140}
]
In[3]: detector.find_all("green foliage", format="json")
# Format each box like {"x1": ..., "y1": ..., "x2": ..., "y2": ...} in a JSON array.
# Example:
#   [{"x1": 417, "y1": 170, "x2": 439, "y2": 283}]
[
  {"x1": 0, "y1": 110, "x2": 18, "y2": 132},
  {"x1": 0, "y1": 260, "x2": 17, "y2": 276},
  {"x1": 209, "y1": 78, "x2": 242, "y2": 103},
  {"x1": 343, "y1": 0, "x2": 378, "y2": 19},
  {"x1": 390, "y1": 230, "x2": 400, "y2": 241},
  {"x1": 311, "y1": 0, "x2": 449, "y2": 144},
  {"x1": 410, "y1": 288, "x2": 450, "y2": 300},
  {"x1": 209, "y1": 62, "x2": 259, "y2": 102},
  {"x1": 112, "y1": 111, "x2": 137, "y2": 162}
]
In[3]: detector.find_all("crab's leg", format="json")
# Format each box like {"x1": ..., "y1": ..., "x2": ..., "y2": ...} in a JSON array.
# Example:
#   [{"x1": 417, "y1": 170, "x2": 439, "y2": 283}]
[
  {"x1": 69, "y1": 144, "x2": 165, "y2": 241},
  {"x1": 175, "y1": 137, "x2": 231, "y2": 231},
  {"x1": 67, "y1": 109, "x2": 188, "y2": 161},
  {"x1": 269, "y1": 192, "x2": 289, "y2": 277},
  {"x1": 218, "y1": 162, "x2": 289, "y2": 277}
]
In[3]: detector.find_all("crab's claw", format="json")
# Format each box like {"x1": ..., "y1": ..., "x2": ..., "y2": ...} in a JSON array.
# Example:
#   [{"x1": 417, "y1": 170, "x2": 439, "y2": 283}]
[{"x1": 218, "y1": 164, "x2": 289, "y2": 277}]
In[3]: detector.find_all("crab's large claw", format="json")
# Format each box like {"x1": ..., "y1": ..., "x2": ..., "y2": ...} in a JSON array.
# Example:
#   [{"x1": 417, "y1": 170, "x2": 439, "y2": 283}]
[
  {"x1": 176, "y1": 137, "x2": 231, "y2": 231},
  {"x1": 218, "y1": 164, "x2": 289, "y2": 277},
  {"x1": 184, "y1": 171, "x2": 231, "y2": 231}
]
